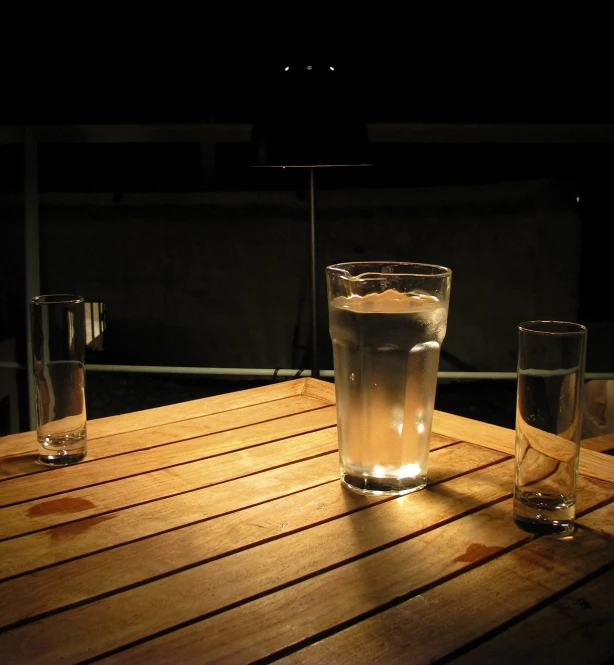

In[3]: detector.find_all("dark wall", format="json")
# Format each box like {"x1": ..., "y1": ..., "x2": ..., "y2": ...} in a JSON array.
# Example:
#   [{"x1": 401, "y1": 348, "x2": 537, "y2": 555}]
[{"x1": 5, "y1": 177, "x2": 585, "y2": 373}]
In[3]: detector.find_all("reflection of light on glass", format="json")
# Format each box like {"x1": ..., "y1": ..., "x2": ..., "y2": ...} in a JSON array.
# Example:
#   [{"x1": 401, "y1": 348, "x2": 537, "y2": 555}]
[
  {"x1": 576, "y1": 197, "x2": 580, "y2": 203},
  {"x1": 284, "y1": 66, "x2": 290, "y2": 71},
  {"x1": 68, "y1": 311, "x2": 75, "y2": 352},
  {"x1": 399, "y1": 463, "x2": 421, "y2": 478},
  {"x1": 330, "y1": 66, "x2": 335, "y2": 70},
  {"x1": 373, "y1": 463, "x2": 421, "y2": 478},
  {"x1": 416, "y1": 421, "x2": 425, "y2": 434},
  {"x1": 392, "y1": 406, "x2": 404, "y2": 435}
]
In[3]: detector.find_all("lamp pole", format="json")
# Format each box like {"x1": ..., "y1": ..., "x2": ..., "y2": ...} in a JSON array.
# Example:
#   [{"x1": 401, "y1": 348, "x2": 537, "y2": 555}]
[{"x1": 309, "y1": 167, "x2": 320, "y2": 379}]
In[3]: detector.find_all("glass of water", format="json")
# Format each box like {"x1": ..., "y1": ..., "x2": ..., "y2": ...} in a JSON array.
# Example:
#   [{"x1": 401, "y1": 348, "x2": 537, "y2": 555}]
[
  {"x1": 326, "y1": 262, "x2": 452, "y2": 496},
  {"x1": 513, "y1": 320, "x2": 587, "y2": 534}
]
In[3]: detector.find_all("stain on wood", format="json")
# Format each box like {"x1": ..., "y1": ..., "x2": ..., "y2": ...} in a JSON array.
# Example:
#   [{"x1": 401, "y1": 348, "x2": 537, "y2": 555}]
[
  {"x1": 453, "y1": 542, "x2": 503, "y2": 564},
  {"x1": 28, "y1": 497, "x2": 95, "y2": 517},
  {"x1": 49, "y1": 514, "x2": 116, "y2": 541}
]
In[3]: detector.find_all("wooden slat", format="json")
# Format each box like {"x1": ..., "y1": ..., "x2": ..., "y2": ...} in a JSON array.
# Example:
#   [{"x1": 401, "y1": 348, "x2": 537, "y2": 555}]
[
  {"x1": 433, "y1": 409, "x2": 614, "y2": 484},
  {"x1": 0, "y1": 378, "x2": 312, "y2": 457},
  {"x1": 301, "y1": 377, "x2": 336, "y2": 404},
  {"x1": 94, "y1": 487, "x2": 614, "y2": 665},
  {"x1": 433, "y1": 410, "x2": 516, "y2": 455},
  {"x1": 0, "y1": 428, "x2": 339, "y2": 541},
  {"x1": 576, "y1": 500, "x2": 614, "y2": 538},
  {"x1": 0, "y1": 456, "x2": 519, "y2": 665},
  {"x1": 582, "y1": 433, "x2": 614, "y2": 454},
  {"x1": 446, "y1": 567, "x2": 614, "y2": 665},
  {"x1": 0, "y1": 443, "x2": 505, "y2": 629},
  {"x1": 0, "y1": 394, "x2": 329, "y2": 482},
  {"x1": 274, "y1": 524, "x2": 614, "y2": 665},
  {"x1": 0, "y1": 405, "x2": 337, "y2": 506}
]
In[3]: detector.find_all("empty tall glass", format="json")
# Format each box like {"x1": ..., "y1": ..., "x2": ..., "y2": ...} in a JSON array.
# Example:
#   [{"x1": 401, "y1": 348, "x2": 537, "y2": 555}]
[
  {"x1": 326, "y1": 262, "x2": 452, "y2": 496},
  {"x1": 30, "y1": 294, "x2": 88, "y2": 466}
]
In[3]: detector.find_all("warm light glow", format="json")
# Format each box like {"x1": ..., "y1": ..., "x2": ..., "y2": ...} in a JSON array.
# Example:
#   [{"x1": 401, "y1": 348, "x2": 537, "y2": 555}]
[
  {"x1": 330, "y1": 66, "x2": 335, "y2": 71},
  {"x1": 372, "y1": 463, "x2": 422, "y2": 479},
  {"x1": 392, "y1": 406, "x2": 404, "y2": 435},
  {"x1": 284, "y1": 66, "x2": 290, "y2": 71},
  {"x1": 399, "y1": 463, "x2": 422, "y2": 478}
]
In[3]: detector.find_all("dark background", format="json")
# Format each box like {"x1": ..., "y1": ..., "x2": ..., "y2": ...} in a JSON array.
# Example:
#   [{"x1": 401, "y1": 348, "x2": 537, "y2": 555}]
[
  {"x1": 2, "y1": 17, "x2": 612, "y2": 125},
  {"x1": 1, "y1": 18, "x2": 613, "y2": 433}
]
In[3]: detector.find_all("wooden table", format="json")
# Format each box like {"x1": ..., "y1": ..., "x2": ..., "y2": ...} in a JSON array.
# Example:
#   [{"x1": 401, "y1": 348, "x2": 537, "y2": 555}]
[{"x1": 1, "y1": 377, "x2": 614, "y2": 665}]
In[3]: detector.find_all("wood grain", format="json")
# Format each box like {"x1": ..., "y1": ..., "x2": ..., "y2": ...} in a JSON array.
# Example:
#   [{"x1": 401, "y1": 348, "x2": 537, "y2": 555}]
[
  {"x1": 0, "y1": 379, "x2": 313, "y2": 458},
  {"x1": 582, "y1": 433, "x2": 614, "y2": 454},
  {"x1": 0, "y1": 457, "x2": 518, "y2": 665},
  {"x1": 0, "y1": 443, "x2": 504, "y2": 629},
  {"x1": 0, "y1": 394, "x2": 330, "y2": 483},
  {"x1": 576, "y1": 500, "x2": 614, "y2": 539},
  {"x1": 1, "y1": 379, "x2": 613, "y2": 665},
  {"x1": 0, "y1": 404, "x2": 337, "y2": 506},
  {"x1": 0, "y1": 453, "x2": 340, "y2": 583},
  {"x1": 96, "y1": 491, "x2": 614, "y2": 665},
  {"x1": 0, "y1": 428, "x2": 339, "y2": 540},
  {"x1": 0, "y1": 433, "x2": 459, "y2": 584},
  {"x1": 447, "y1": 567, "x2": 614, "y2": 665},
  {"x1": 301, "y1": 377, "x2": 336, "y2": 404},
  {"x1": 276, "y1": 523, "x2": 614, "y2": 665}
]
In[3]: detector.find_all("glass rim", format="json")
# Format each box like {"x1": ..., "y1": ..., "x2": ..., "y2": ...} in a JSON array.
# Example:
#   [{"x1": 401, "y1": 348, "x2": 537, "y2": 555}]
[
  {"x1": 30, "y1": 294, "x2": 85, "y2": 306},
  {"x1": 326, "y1": 261, "x2": 452, "y2": 279},
  {"x1": 518, "y1": 320, "x2": 587, "y2": 336}
]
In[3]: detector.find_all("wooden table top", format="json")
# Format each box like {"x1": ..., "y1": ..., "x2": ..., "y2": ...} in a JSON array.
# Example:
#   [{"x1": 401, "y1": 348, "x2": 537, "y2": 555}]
[{"x1": 1, "y1": 377, "x2": 614, "y2": 665}]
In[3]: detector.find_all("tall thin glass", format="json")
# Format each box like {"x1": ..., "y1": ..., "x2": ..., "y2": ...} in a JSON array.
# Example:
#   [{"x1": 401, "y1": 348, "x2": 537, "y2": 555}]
[
  {"x1": 514, "y1": 320, "x2": 587, "y2": 534},
  {"x1": 30, "y1": 294, "x2": 88, "y2": 466}
]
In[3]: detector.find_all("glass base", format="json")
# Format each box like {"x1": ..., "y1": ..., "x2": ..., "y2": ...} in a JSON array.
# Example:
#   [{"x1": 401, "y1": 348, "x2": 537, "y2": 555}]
[
  {"x1": 513, "y1": 489, "x2": 575, "y2": 535},
  {"x1": 514, "y1": 515, "x2": 575, "y2": 535},
  {"x1": 37, "y1": 448, "x2": 87, "y2": 467},
  {"x1": 37, "y1": 430, "x2": 87, "y2": 467},
  {"x1": 341, "y1": 472, "x2": 427, "y2": 497}
]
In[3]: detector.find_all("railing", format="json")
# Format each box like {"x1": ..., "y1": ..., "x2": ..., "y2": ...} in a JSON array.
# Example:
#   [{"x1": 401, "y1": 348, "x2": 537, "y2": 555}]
[{"x1": 2, "y1": 361, "x2": 614, "y2": 382}]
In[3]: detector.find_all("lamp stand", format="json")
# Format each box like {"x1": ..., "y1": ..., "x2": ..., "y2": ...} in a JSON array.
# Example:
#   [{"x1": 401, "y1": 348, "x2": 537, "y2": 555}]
[{"x1": 309, "y1": 167, "x2": 320, "y2": 379}]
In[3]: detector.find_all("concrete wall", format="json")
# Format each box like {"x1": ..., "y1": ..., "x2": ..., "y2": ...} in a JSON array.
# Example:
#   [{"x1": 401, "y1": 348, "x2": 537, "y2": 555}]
[{"x1": 16, "y1": 177, "x2": 583, "y2": 373}]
